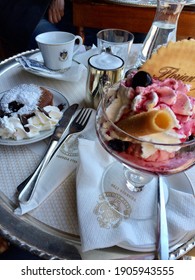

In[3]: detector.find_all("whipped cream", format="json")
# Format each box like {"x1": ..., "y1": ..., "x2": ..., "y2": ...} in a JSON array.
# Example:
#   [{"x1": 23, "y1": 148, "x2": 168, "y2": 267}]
[
  {"x1": 0, "y1": 84, "x2": 63, "y2": 140},
  {"x1": 89, "y1": 52, "x2": 123, "y2": 70},
  {"x1": 108, "y1": 78, "x2": 195, "y2": 142},
  {"x1": 0, "y1": 105, "x2": 62, "y2": 140}
]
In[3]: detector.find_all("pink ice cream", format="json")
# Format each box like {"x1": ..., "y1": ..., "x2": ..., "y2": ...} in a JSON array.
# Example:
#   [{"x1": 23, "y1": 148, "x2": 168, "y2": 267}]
[
  {"x1": 99, "y1": 71, "x2": 195, "y2": 174},
  {"x1": 119, "y1": 72, "x2": 195, "y2": 142}
]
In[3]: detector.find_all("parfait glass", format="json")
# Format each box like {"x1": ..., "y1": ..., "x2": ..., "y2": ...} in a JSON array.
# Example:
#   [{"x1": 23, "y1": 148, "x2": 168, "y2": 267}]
[
  {"x1": 96, "y1": 87, "x2": 195, "y2": 260},
  {"x1": 96, "y1": 87, "x2": 195, "y2": 195},
  {"x1": 134, "y1": 0, "x2": 192, "y2": 68}
]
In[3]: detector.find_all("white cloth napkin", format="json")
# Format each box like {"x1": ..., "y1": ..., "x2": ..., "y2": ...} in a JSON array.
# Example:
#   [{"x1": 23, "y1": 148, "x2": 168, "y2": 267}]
[
  {"x1": 14, "y1": 110, "x2": 97, "y2": 215},
  {"x1": 73, "y1": 45, "x2": 99, "y2": 67},
  {"x1": 76, "y1": 138, "x2": 195, "y2": 252}
]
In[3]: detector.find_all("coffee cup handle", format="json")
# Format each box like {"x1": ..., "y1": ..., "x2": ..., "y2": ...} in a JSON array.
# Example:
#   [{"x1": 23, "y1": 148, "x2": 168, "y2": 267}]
[{"x1": 73, "y1": 35, "x2": 83, "y2": 56}]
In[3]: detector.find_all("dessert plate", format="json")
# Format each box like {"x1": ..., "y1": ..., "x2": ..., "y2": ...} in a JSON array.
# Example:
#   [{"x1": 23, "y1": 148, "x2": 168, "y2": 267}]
[
  {"x1": 16, "y1": 52, "x2": 85, "y2": 82},
  {"x1": 117, "y1": 172, "x2": 194, "y2": 252},
  {"x1": 0, "y1": 87, "x2": 69, "y2": 146}
]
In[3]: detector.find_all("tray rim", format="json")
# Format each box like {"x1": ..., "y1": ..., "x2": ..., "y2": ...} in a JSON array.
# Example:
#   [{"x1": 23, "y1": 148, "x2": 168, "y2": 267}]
[
  {"x1": 101, "y1": 0, "x2": 157, "y2": 8},
  {"x1": 0, "y1": 50, "x2": 195, "y2": 260},
  {"x1": 100, "y1": 0, "x2": 195, "y2": 9}
]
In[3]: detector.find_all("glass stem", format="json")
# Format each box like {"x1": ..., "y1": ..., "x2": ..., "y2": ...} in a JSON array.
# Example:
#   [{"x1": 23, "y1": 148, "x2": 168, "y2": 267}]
[{"x1": 123, "y1": 165, "x2": 154, "y2": 192}]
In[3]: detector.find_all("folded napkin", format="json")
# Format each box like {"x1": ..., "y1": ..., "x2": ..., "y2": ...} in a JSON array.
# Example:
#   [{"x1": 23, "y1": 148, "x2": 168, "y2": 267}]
[
  {"x1": 16, "y1": 53, "x2": 87, "y2": 82},
  {"x1": 73, "y1": 44, "x2": 142, "y2": 70},
  {"x1": 14, "y1": 110, "x2": 97, "y2": 215},
  {"x1": 73, "y1": 45, "x2": 99, "y2": 67},
  {"x1": 76, "y1": 138, "x2": 195, "y2": 252}
]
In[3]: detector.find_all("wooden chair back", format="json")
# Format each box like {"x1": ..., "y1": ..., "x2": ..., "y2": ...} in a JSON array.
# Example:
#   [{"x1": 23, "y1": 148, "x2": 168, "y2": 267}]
[{"x1": 73, "y1": 1, "x2": 195, "y2": 42}]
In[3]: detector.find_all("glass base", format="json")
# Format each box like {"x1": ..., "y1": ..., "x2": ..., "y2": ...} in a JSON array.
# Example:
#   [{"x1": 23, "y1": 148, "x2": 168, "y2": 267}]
[
  {"x1": 100, "y1": 161, "x2": 193, "y2": 219},
  {"x1": 101, "y1": 161, "x2": 158, "y2": 219}
]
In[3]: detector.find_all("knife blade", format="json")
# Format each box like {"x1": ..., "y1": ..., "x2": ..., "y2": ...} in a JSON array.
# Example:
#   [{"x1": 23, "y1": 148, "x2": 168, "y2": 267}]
[
  {"x1": 51, "y1": 103, "x2": 78, "y2": 141},
  {"x1": 17, "y1": 103, "x2": 78, "y2": 200}
]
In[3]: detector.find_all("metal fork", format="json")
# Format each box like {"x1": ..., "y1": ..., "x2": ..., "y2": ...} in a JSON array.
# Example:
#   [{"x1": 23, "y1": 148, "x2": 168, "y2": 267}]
[
  {"x1": 62, "y1": 107, "x2": 92, "y2": 142},
  {"x1": 18, "y1": 108, "x2": 93, "y2": 203},
  {"x1": 51, "y1": 107, "x2": 93, "y2": 156}
]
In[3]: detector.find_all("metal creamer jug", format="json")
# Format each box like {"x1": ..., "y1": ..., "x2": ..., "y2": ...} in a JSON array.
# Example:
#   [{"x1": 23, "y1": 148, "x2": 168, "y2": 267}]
[{"x1": 86, "y1": 51, "x2": 124, "y2": 109}]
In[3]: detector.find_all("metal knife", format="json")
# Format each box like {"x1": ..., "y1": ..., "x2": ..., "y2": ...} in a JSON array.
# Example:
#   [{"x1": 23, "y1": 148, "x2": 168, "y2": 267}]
[{"x1": 17, "y1": 103, "x2": 78, "y2": 202}]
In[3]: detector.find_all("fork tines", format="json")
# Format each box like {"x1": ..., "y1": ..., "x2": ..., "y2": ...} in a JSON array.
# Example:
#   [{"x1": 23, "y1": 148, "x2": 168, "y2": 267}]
[{"x1": 75, "y1": 108, "x2": 92, "y2": 125}]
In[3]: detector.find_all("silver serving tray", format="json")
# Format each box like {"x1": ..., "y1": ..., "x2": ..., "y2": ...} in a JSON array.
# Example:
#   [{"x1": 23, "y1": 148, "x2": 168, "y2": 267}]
[
  {"x1": 102, "y1": 0, "x2": 157, "y2": 8},
  {"x1": 102, "y1": 0, "x2": 195, "y2": 8},
  {"x1": 0, "y1": 50, "x2": 194, "y2": 260}
]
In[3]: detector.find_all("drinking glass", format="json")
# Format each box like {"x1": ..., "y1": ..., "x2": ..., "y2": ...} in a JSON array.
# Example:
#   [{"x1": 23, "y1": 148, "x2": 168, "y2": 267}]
[
  {"x1": 134, "y1": 0, "x2": 189, "y2": 68},
  {"x1": 97, "y1": 29, "x2": 134, "y2": 71}
]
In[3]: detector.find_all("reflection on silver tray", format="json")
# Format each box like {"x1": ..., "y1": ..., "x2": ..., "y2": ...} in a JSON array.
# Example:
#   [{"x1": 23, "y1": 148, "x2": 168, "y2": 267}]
[
  {"x1": 103, "y1": 0, "x2": 157, "y2": 8},
  {"x1": 0, "y1": 50, "x2": 195, "y2": 260},
  {"x1": 102, "y1": 0, "x2": 195, "y2": 8}
]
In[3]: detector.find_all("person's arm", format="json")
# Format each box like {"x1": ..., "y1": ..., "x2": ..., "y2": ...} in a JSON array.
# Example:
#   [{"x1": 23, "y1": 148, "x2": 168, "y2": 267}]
[{"x1": 47, "y1": 0, "x2": 65, "y2": 24}]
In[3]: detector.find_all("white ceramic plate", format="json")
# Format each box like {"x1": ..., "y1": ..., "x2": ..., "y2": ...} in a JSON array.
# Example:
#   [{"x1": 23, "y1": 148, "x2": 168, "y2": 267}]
[
  {"x1": 118, "y1": 172, "x2": 194, "y2": 252},
  {"x1": 0, "y1": 87, "x2": 69, "y2": 146}
]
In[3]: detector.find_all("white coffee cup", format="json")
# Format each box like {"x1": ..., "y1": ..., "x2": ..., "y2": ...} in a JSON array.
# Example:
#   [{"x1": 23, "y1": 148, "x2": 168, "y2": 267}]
[{"x1": 35, "y1": 31, "x2": 83, "y2": 70}]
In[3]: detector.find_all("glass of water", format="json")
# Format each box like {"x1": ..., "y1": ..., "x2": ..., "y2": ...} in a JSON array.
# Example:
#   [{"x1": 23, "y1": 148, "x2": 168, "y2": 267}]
[
  {"x1": 134, "y1": 0, "x2": 191, "y2": 68},
  {"x1": 97, "y1": 29, "x2": 134, "y2": 72}
]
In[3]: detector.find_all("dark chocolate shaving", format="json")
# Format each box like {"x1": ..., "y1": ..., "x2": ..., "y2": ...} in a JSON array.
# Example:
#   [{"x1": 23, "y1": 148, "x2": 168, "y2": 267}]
[
  {"x1": 22, "y1": 113, "x2": 35, "y2": 119},
  {"x1": 8, "y1": 101, "x2": 24, "y2": 112},
  {"x1": 0, "y1": 109, "x2": 11, "y2": 118},
  {"x1": 18, "y1": 114, "x2": 30, "y2": 132},
  {"x1": 38, "y1": 106, "x2": 51, "y2": 118},
  {"x1": 0, "y1": 109, "x2": 5, "y2": 118}
]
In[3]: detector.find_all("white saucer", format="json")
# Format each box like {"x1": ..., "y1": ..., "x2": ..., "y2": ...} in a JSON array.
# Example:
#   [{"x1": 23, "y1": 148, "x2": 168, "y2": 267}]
[
  {"x1": 100, "y1": 161, "x2": 194, "y2": 252},
  {"x1": 118, "y1": 172, "x2": 194, "y2": 252},
  {"x1": 17, "y1": 52, "x2": 86, "y2": 82}
]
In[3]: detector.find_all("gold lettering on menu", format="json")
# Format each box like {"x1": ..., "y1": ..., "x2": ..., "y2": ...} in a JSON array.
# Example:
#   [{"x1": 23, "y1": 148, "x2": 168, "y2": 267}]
[{"x1": 153, "y1": 66, "x2": 195, "y2": 83}]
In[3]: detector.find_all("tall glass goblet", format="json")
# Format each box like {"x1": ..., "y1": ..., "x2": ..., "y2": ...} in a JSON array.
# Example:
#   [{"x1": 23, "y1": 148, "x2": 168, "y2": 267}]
[{"x1": 96, "y1": 84, "x2": 195, "y2": 260}]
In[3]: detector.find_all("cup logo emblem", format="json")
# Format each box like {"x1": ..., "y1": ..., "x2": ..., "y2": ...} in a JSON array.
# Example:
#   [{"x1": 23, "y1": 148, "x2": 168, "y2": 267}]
[{"x1": 59, "y1": 50, "x2": 68, "y2": 61}]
